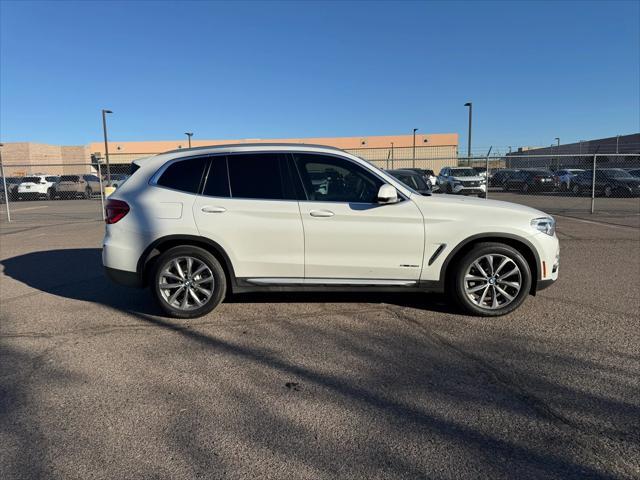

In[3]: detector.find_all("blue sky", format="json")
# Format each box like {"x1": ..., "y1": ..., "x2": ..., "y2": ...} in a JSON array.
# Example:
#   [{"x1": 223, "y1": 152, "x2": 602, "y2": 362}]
[{"x1": 1, "y1": 0, "x2": 638, "y2": 152}]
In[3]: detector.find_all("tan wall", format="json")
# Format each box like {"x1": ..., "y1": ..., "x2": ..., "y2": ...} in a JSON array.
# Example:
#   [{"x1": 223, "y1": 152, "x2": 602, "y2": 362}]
[
  {"x1": 88, "y1": 133, "x2": 459, "y2": 158},
  {"x1": 1, "y1": 143, "x2": 91, "y2": 176}
]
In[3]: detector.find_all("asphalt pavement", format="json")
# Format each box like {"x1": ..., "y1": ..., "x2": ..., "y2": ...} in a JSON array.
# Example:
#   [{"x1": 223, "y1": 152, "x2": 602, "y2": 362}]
[{"x1": 0, "y1": 201, "x2": 639, "y2": 479}]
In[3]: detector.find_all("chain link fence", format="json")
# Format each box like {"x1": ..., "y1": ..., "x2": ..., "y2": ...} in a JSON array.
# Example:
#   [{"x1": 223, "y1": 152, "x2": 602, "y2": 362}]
[
  {"x1": 2, "y1": 154, "x2": 639, "y2": 228},
  {"x1": 0, "y1": 162, "x2": 109, "y2": 228}
]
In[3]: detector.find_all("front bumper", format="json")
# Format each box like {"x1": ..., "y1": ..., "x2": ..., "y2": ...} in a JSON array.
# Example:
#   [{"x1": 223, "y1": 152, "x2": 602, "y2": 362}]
[{"x1": 452, "y1": 184, "x2": 487, "y2": 194}]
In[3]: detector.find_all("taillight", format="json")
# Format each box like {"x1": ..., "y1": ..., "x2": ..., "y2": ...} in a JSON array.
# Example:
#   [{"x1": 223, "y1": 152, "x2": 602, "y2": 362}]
[{"x1": 105, "y1": 199, "x2": 130, "y2": 224}]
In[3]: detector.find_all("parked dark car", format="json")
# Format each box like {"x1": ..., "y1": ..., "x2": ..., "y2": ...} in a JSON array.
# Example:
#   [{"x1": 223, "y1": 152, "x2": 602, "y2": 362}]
[
  {"x1": 399, "y1": 167, "x2": 438, "y2": 189},
  {"x1": 386, "y1": 169, "x2": 431, "y2": 195},
  {"x1": 627, "y1": 168, "x2": 640, "y2": 178},
  {"x1": 571, "y1": 169, "x2": 640, "y2": 197},
  {"x1": 502, "y1": 169, "x2": 555, "y2": 193},
  {"x1": 489, "y1": 169, "x2": 519, "y2": 187}
]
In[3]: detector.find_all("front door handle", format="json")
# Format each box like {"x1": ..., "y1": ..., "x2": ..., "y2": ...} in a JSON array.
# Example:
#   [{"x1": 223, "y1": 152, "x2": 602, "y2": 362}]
[
  {"x1": 201, "y1": 206, "x2": 227, "y2": 213},
  {"x1": 309, "y1": 209, "x2": 334, "y2": 218}
]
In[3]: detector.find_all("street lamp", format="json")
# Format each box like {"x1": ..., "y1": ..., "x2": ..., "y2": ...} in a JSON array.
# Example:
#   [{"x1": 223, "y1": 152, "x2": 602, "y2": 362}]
[
  {"x1": 464, "y1": 102, "x2": 472, "y2": 160},
  {"x1": 391, "y1": 142, "x2": 395, "y2": 169},
  {"x1": 554, "y1": 137, "x2": 560, "y2": 169},
  {"x1": 185, "y1": 132, "x2": 193, "y2": 148},
  {"x1": 412, "y1": 128, "x2": 418, "y2": 167},
  {"x1": 101, "y1": 109, "x2": 113, "y2": 186}
]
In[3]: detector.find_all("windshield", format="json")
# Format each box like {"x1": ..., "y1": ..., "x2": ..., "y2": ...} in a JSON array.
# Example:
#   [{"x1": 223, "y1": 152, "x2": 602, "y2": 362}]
[
  {"x1": 22, "y1": 176, "x2": 42, "y2": 183},
  {"x1": 450, "y1": 168, "x2": 477, "y2": 177},
  {"x1": 603, "y1": 169, "x2": 632, "y2": 179}
]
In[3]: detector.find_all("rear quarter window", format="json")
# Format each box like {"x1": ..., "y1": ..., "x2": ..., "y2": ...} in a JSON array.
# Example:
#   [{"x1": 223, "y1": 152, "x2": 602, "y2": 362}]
[{"x1": 156, "y1": 157, "x2": 207, "y2": 193}]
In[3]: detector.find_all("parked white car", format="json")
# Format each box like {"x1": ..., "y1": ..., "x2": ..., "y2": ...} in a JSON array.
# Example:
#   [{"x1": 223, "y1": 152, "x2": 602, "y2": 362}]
[
  {"x1": 103, "y1": 144, "x2": 559, "y2": 319},
  {"x1": 17, "y1": 175, "x2": 59, "y2": 200},
  {"x1": 438, "y1": 167, "x2": 487, "y2": 197},
  {"x1": 54, "y1": 174, "x2": 101, "y2": 199}
]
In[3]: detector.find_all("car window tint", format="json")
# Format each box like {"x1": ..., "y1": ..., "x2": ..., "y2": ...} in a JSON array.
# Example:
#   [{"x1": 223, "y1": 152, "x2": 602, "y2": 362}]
[
  {"x1": 156, "y1": 157, "x2": 207, "y2": 193},
  {"x1": 202, "y1": 156, "x2": 231, "y2": 197},
  {"x1": 293, "y1": 153, "x2": 383, "y2": 203},
  {"x1": 227, "y1": 153, "x2": 296, "y2": 200}
]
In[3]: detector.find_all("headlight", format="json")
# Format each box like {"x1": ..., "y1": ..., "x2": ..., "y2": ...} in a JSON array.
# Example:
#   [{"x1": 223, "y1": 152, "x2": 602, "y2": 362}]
[{"x1": 531, "y1": 217, "x2": 556, "y2": 236}]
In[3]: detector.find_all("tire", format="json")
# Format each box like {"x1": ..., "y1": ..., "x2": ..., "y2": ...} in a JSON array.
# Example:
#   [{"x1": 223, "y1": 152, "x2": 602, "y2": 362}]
[
  {"x1": 84, "y1": 187, "x2": 92, "y2": 199},
  {"x1": 521, "y1": 183, "x2": 529, "y2": 193},
  {"x1": 152, "y1": 246, "x2": 227, "y2": 319},
  {"x1": 446, "y1": 184, "x2": 452, "y2": 194},
  {"x1": 47, "y1": 188, "x2": 55, "y2": 200},
  {"x1": 572, "y1": 184, "x2": 581, "y2": 196},
  {"x1": 502, "y1": 183, "x2": 509, "y2": 192},
  {"x1": 449, "y1": 242, "x2": 532, "y2": 317},
  {"x1": 604, "y1": 185, "x2": 612, "y2": 198}
]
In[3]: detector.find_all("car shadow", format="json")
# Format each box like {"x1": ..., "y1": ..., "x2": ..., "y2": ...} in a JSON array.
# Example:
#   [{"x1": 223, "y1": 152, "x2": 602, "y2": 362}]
[{"x1": 0, "y1": 248, "x2": 458, "y2": 316}]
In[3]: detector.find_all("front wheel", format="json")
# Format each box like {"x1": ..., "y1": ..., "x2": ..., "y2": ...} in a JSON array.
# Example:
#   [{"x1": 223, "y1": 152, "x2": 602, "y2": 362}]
[
  {"x1": 572, "y1": 184, "x2": 581, "y2": 196},
  {"x1": 84, "y1": 187, "x2": 92, "y2": 199},
  {"x1": 449, "y1": 242, "x2": 532, "y2": 317},
  {"x1": 152, "y1": 246, "x2": 227, "y2": 319}
]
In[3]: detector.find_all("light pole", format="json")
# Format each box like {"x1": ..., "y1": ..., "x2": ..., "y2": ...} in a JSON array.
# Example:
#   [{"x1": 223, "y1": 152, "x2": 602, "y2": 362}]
[
  {"x1": 554, "y1": 137, "x2": 560, "y2": 169},
  {"x1": 101, "y1": 109, "x2": 113, "y2": 186},
  {"x1": 616, "y1": 135, "x2": 620, "y2": 154},
  {"x1": 185, "y1": 132, "x2": 193, "y2": 149},
  {"x1": 412, "y1": 128, "x2": 418, "y2": 167},
  {"x1": 391, "y1": 142, "x2": 395, "y2": 169},
  {"x1": 464, "y1": 102, "x2": 472, "y2": 160}
]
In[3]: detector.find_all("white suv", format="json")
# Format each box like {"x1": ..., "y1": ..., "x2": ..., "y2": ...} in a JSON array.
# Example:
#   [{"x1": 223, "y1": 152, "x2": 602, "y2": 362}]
[
  {"x1": 438, "y1": 167, "x2": 487, "y2": 197},
  {"x1": 103, "y1": 144, "x2": 559, "y2": 318},
  {"x1": 17, "y1": 174, "x2": 59, "y2": 200}
]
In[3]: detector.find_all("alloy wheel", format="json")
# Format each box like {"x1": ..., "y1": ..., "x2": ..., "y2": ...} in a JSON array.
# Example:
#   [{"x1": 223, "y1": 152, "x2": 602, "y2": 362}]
[
  {"x1": 158, "y1": 256, "x2": 215, "y2": 311},
  {"x1": 464, "y1": 254, "x2": 522, "y2": 310}
]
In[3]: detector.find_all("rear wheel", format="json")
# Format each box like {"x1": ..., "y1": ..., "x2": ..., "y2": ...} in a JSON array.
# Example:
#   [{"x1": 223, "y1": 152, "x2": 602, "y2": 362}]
[
  {"x1": 572, "y1": 184, "x2": 581, "y2": 196},
  {"x1": 449, "y1": 242, "x2": 532, "y2": 317},
  {"x1": 84, "y1": 187, "x2": 92, "y2": 199},
  {"x1": 152, "y1": 246, "x2": 227, "y2": 319}
]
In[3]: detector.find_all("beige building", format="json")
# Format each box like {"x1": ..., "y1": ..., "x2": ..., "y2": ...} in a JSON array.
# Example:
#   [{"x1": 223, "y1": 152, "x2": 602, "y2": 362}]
[
  {"x1": 1, "y1": 133, "x2": 459, "y2": 176},
  {"x1": 0, "y1": 142, "x2": 91, "y2": 176}
]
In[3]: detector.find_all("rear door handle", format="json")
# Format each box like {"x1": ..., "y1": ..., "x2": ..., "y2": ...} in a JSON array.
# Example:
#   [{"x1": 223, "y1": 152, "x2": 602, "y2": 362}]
[
  {"x1": 201, "y1": 206, "x2": 227, "y2": 213},
  {"x1": 309, "y1": 209, "x2": 334, "y2": 218}
]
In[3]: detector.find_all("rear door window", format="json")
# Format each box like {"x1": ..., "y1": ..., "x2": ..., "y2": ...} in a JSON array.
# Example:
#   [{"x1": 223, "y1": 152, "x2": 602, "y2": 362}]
[
  {"x1": 226, "y1": 153, "x2": 297, "y2": 200},
  {"x1": 202, "y1": 156, "x2": 231, "y2": 197},
  {"x1": 156, "y1": 157, "x2": 208, "y2": 194}
]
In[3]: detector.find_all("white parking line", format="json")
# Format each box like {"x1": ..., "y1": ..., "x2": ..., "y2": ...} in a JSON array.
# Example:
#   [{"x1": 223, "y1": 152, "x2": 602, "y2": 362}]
[
  {"x1": 555, "y1": 214, "x2": 638, "y2": 230},
  {"x1": 9, "y1": 206, "x2": 49, "y2": 212}
]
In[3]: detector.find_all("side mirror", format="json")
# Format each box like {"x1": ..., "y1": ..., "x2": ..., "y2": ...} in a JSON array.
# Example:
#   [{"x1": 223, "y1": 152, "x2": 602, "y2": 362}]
[{"x1": 377, "y1": 184, "x2": 399, "y2": 204}]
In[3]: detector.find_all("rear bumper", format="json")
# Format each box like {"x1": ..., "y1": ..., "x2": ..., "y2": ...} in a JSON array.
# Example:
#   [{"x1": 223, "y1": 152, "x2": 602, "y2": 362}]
[{"x1": 104, "y1": 266, "x2": 143, "y2": 288}]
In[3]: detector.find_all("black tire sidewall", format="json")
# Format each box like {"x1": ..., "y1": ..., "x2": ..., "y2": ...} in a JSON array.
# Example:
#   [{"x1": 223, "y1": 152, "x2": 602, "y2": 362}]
[
  {"x1": 452, "y1": 243, "x2": 532, "y2": 317},
  {"x1": 152, "y1": 246, "x2": 226, "y2": 319}
]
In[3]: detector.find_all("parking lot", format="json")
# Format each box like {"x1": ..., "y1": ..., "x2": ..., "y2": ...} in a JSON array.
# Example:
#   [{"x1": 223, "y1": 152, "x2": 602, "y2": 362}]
[{"x1": 1, "y1": 199, "x2": 639, "y2": 479}]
